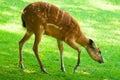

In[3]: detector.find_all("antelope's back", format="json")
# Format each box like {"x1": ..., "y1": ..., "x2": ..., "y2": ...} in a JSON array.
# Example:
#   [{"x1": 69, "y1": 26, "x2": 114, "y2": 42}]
[
  {"x1": 22, "y1": 2, "x2": 80, "y2": 40},
  {"x1": 22, "y1": 2, "x2": 71, "y2": 26}
]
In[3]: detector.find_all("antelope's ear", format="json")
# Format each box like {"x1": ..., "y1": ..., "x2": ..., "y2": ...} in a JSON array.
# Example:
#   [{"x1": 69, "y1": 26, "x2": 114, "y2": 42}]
[
  {"x1": 89, "y1": 39, "x2": 95, "y2": 49},
  {"x1": 89, "y1": 39, "x2": 93, "y2": 45}
]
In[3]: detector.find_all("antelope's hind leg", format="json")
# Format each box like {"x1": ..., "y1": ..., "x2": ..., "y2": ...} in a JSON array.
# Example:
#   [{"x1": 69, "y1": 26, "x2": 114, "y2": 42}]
[
  {"x1": 19, "y1": 30, "x2": 32, "y2": 69},
  {"x1": 33, "y1": 27, "x2": 48, "y2": 74}
]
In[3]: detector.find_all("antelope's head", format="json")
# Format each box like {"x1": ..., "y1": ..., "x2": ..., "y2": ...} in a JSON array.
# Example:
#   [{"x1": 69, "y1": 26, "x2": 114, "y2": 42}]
[{"x1": 86, "y1": 39, "x2": 104, "y2": 63}]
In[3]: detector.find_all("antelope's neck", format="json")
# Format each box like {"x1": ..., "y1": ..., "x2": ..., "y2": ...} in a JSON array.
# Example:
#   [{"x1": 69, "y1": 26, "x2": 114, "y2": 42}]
[{"x1": 77, "y1": 31, "x2": 89, "y2": 48}]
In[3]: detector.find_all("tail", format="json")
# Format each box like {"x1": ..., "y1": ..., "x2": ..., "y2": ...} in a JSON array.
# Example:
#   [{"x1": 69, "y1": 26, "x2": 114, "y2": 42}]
[{"x1": 21, "y1": 14, "x2": 26, "y2": 28}]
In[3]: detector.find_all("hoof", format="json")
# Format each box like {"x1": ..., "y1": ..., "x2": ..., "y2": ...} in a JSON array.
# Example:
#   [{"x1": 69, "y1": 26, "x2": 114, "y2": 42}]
[
  {"x1": 61, "y1": 68, "x2": 65, "y2": 72},
  {"x1": 19, "y1": 63, "x2": 24, "y2": 69},
  {"x1": 42, "y1": 68, "x2": 49, "y2": 74},
  {"x1": 74, "y1": 65, "x2": 80, "y2": 73}
]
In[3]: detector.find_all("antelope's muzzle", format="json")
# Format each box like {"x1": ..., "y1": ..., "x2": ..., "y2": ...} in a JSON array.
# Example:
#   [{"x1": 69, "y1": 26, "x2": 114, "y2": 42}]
[{"x1": 98, "y1": 57, "x2": 104, "y2": 64}]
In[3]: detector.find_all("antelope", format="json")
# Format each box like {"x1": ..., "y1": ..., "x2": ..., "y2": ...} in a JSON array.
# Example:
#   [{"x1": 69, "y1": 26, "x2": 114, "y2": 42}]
[{"x1": 19, "y1": 2, "x2": 103, "y2": 73}]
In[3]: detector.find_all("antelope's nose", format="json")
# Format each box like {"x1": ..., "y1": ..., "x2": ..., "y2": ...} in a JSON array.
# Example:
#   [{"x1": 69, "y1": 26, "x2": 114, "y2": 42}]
[{"x1": 98, "y1": 58, "x2": 104, "y2": 64}]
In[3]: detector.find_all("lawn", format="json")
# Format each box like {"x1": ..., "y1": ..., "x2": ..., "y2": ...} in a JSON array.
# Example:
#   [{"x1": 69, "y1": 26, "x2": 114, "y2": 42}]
[{"x1": 0, "y1": 0, "x2": 120, "y2": 80}]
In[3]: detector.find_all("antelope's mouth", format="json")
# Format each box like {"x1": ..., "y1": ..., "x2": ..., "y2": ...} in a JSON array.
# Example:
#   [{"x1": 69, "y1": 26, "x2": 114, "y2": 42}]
[{"x1": 98, "y1": 58, "x2": 104, "y2": 64}]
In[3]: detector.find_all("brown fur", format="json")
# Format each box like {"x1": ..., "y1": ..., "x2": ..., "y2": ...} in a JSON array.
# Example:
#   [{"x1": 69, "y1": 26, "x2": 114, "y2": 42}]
[{"x1": 19, "y1": 2, "x2": 103, "y2": 73}]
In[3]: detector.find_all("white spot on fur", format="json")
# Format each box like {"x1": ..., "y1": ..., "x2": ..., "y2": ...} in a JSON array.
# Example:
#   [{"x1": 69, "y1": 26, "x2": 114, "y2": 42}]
[
  {"x1": 39, "y1": 25, "x2": 45, "y2": 34},
  {"x1": 40, "y1": 25, "x2": 44, "y2": 29},
  {"x1": 38, "y1": 9, "x2": 40, "y2": 12},
  {"x1": 37, "y1": 14, "x2": 41, "y2": 18}
]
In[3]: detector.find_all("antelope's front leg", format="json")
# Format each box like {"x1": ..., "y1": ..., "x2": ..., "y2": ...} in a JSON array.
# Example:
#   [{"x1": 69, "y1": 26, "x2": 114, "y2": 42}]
[
  {"x1": 65, "y1": 38, "x2": 81, "y2": 72},
  {"x1": 57, "y1": 40, "x2": 65, "y2": 72},
  {"x1": 74, "y1": 50, "x2": 81, "y2": 72}
]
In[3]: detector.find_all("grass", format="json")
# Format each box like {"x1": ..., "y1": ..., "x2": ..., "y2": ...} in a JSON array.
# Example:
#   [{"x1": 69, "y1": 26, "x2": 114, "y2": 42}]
[{"x1": 0, "y1": 0, "x2": 120, "y2": 80}]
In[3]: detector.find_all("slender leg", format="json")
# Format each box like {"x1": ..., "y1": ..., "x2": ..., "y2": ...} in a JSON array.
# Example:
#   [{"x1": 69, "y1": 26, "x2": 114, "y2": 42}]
[
  {"x1": 57, "y1": 40, "x2": 65, "y2": 72},
  {"x1": 65, "y1": 39, "x2": 81, "y2": 72},
  {"x1": 33, "y1": 30, "x2": 48, "y2": 74},
  {"x1": 19, "y1": 30, "x2": 32, "y2": 68},
  {"x1": 74, "y1": 50, "x2": 81, "y2": 72}
]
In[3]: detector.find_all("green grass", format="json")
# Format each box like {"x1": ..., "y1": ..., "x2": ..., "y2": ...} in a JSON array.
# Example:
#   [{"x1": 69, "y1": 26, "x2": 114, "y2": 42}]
[{"x1": 0, "y1": 0, "x2": 120, "y2": 80}]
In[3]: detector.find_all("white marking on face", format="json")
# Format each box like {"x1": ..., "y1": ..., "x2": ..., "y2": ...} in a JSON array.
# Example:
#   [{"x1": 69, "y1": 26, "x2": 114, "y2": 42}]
[{"x1": 96, "y1": 52, "x2": 99, "y2": 55}]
